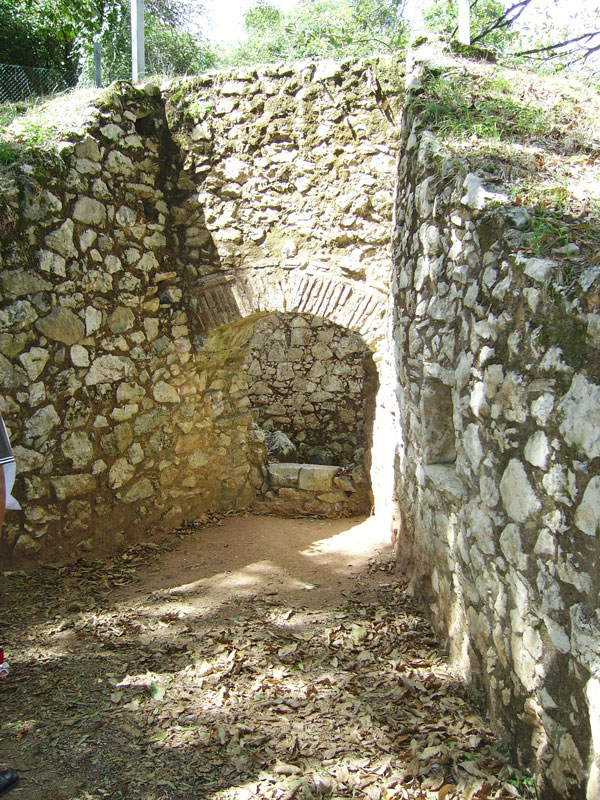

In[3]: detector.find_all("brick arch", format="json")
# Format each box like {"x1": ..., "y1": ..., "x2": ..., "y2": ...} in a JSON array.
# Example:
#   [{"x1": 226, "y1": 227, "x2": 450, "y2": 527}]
[{"x1": 187, "y1": 266, "x2": 388, "y2": 350}]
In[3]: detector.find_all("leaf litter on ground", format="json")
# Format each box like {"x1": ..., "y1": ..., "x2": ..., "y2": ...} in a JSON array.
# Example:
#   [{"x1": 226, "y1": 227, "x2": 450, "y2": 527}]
[{"x1": 0, "y1": 518, "x2": 533, "y2": 800}]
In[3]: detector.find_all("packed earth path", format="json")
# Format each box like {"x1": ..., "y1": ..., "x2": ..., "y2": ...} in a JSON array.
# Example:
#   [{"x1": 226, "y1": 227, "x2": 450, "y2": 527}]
[{"x1": 0, "y1": 515, "x2": 531, "y2": 800}]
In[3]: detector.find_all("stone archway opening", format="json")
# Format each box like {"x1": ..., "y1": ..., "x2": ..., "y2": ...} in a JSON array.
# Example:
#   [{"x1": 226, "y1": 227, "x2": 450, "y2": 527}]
[{"x1": 243, "y1": 312, "x2": 378, "y2": 518}]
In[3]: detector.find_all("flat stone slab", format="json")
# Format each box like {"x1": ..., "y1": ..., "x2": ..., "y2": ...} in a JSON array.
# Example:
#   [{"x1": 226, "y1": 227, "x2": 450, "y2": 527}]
[
  {"x1": 298, "y1": 464, "x2": 339, "y2": 492},
  {"x1": 267, "y1": 463, "x2": 343, "y2": 493},
  {"x1": 268, "y1": 463, "x2": 301, "y2": 489}
]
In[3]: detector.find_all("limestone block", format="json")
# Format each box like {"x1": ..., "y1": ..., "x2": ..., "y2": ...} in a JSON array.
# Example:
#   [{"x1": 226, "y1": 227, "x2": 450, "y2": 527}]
[
  {"x1": 0, "y1": 300, "x2": 38, "y2": 332},
  {"x1": 61, "y1": 431, "x2": 93, "y2": 468},
  {"x1": 52, "y1": 474, "x2": 96, "y2": 500},
  {"x1": 108, "y1": 307, "x2": 135, "y2": 333},
  {"x1": 35, "y1": 307, "x2": 84, "y2": 345},
  {"x1": 522, "y1": 256, "x2": 557, "y2": 283},
  {"x1": 524, "y1": 431, "x2": 550, "y2": 469},
  {"x1": 19, "y1": 347, "x2": 50, "y2": 381},
  {"x1": 105, "y1": 150, "x2": 134, "y2": 175},
  {"x1": 117, "y1": 382, "x2": 145, "y2": 403},
  {"x1": 70, "y1": 345, "x2": 90, "y2": 367},
  {"x1": 222, "y1": 157, "x2": 250, "y2": 184},
  {"x1": 153, "y1": 381, "x2": 180, "y2": 403},
  {"x1": 75, "y1": 136, "x2": 101, "y2": 160},
  {"x1": 298, "y1": 465, "x2": 338, "y2": 492},
  {"x1": 461, "y1": 173, "x2": 508, "y2": 211},
  {"x1": 277, "y1": 487, "x2": 308, "y2": 502},
  {"x1": 558, "y1": 374, "x2": 600, "y2": 459},
  {"x1": 85, "y1": 306, "x2": 103, "y2": 335},
  {"x1": 317, "y1": 491, "x2": 347, "y2": 503},
  {"x1": 24, "y1": 405, "x2": 60, "y2": 439},
  {"x1": 531, "y1": 392, "x2": 554, "y2": 426},
  {"x1": 120, "y1": 478, "x2": 153, "y2": 503},
  {"x1": 268, "y1": 463, "x2": 300, "y2": 489},
  {"x1": 111, "y1": 404, "x2": 138, "y2": 421},
  {"x1": 574, "y1": 476, "x2": 600, "y2": 536},
  {"x1": 85, "y1": 355, "x2": 134, "y2": 385},
  {"x1": 81, "y1": 269, "x2": 113, "y2": 293},
  {"x1": 12, "y1": 445, "x2": 44, "y2": 472},
  {"x1": 73, "y1": 196, "x2": 106, "y2": 226},
  {"x1": 109, "y1": 457, "x2": 136, "y2": 489},
  {"x1": 0, "y1": 269, "x2": 52, "y2": 297},
  {"x1": 500, "y1": 459, "x2": 541, "y2": 523}
]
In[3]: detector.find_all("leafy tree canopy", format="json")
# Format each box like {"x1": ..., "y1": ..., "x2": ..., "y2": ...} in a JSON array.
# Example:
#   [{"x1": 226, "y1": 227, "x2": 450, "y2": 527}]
[
  {"x1": 224, "y1": 0, "x2": 410, "y2": 66},
  {"x1": 1, "y1": 0, "x2": 215, "y2": 84}
]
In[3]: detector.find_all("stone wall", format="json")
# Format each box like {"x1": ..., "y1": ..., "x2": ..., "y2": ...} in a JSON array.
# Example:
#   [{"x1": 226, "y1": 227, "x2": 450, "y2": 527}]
[
  {"x1": 255, "y1": 462, "x2": 370, "y2": 517},
  {"x1": 391, "y1": 47, "x2": 600, "y2": 800},
  {"x1": 0, "y1": 56, "x2": 403, "y2": 558},
  {"x1": 245, "y1": 313, "x2": 375, "y2": 466}
]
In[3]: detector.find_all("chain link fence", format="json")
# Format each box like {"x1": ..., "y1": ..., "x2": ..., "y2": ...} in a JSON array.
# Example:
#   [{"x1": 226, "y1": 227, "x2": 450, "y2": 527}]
[{"x1": 0, "y1": 63, "x2": 77, "y2": 104}]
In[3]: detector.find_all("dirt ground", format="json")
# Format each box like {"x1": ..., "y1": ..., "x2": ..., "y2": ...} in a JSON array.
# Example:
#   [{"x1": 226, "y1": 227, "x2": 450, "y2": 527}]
[{"x1": 0, "y1": 514, "x2": 530, "y2": 800}]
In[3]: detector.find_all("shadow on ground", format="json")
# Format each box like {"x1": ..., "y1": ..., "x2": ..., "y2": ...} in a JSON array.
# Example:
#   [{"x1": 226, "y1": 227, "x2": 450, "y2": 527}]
[{"x1": 0, "y1": 515, "x2": 527, "y2": 799}]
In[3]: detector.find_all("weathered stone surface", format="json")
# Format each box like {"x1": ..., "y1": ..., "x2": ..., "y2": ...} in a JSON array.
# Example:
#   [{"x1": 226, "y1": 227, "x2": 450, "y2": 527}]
[
  {"x1": 0, "y1": 300, "x2": 38, "y2": 331},
  {"x1": 108, "y1": 457, "x2": 136, "y2": 489},
  {"x1": 499, "y1": 460, "x2": 541, "y2": 523},
  {"x1": 85, "y1": 355, "x2": 135, "y2": 385},
  {"x1": 52, "y1": 474, "x2": 96, "y2": 500},
  {"x1": 558, "y1": 375, "x2": 600, "y2": 459},
  {"x1": 120, "y1": 478, "x2": 153, "y2": 503},
  {"x1": 108, "y1": 307, "x2": 135, "y2": 333},
  {"x1": 70, "y1": 344, "x2": 90, "y2": 367},
  {"x1": 19, "y1": 347, "x2": 50, "y2": 381},
  {"x1": 298, "y1": 465, "x2": 338, "y2": 492},
  {"x1": 12, "y1": 445, "x2": 44, "y2": 472},
  {"x1": 153, "y1": 381, "x2": 180, "y2": 403},
  {"x1": 45, "y1": 219, "x2": 78, "y2": 258},
  {"x1": 574, "y1": 476, "x2": 600, "y2": 537},
  {"x1": 61, "y1": 431, "x2": 93, "y2": 468},
  {"x1": 73, "y1": 196, "x2": 107, "y2": 226},
  {"x1": 0, "y1": 269, "x2": 52, "y2": 297},
  {"x1": 268, "y1": 463, "x2": 300, "y2": 489},
  {"x1": 24, "y1": 405, "x2": 60, "y2": 439},
  {"x1": 36, "y1": 307, "x2": 85, "y2": 345}
]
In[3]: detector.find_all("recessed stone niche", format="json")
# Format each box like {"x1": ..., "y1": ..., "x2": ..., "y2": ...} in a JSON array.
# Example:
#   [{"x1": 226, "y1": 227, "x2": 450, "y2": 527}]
[{"x1": 244, "y1": 313, "x2": 377, "y2": 467}]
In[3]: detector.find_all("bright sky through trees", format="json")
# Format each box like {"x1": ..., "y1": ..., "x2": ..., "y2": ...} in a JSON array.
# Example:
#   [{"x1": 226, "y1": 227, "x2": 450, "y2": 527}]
[{"x1": 202, "y1": 0, "x2": 599, "y2": 45}]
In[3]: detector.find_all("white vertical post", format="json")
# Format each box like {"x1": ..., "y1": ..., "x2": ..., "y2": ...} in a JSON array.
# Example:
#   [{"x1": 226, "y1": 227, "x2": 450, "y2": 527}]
[
  {"x1": 93, "y1": 38, "x2": 102, "y2": 87},
  {"x1": 131, "y1": 0, "x2": 145, "y2": 82},
  {"x1": 458, "y1": 0, "x2": 471, "y2": 45}
]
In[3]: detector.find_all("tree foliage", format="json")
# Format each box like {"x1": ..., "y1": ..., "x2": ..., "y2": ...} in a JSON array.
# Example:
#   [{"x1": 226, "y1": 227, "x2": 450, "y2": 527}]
[
  {"x1": 424, "y1": 0, "x2": 600, "y2": 78},
  {"x1": 1, "y1": 0, "x2": 215, "y2": 84},
  {"x1": 424, "y1": 0, "x2": 518, "y2": 52},
  {"x1": 225, "y1": 0, "x2": 410, "y2": 66}
]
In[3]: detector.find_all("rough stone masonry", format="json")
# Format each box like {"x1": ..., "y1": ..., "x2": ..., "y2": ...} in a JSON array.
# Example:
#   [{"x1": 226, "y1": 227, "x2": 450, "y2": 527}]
[{"x1": 0, "y1": 45, "x2": 599, "y2": 799}]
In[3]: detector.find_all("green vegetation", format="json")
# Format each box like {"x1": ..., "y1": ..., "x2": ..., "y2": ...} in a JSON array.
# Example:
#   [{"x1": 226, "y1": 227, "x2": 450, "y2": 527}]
[
  {"x1": 413, "y1": 72, "x2": 551, "y2": 141},
  {"x1": 424, "y1": 0, "x2": 516, "y2": 53},
  {"x1": 1, "y1": 0, "x2": 216, "y2": 89},
  {"x1": 221, "y1": 0, "x2": 410, "y2": 67}
]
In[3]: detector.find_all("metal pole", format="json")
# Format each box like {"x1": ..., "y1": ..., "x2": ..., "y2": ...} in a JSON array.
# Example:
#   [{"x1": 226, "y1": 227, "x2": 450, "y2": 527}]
[
  {"x1": 131, "y1": 0, "x2": 145, "y2": 82},
  {"x1": 458, "y1": 0, "x2": 471, "y2": 45},
  {"x1": 93, "y1": 39, "x2": 102, "y2": 88}
]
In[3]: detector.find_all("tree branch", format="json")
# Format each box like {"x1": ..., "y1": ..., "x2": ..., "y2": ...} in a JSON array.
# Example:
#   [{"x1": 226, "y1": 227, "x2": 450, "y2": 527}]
[
  {"x1": 515, "y1": 29, "x2": 600, "y2": 57},
  {"x1": 472, "y1": 0, "x2": 532, "y2": 44}
]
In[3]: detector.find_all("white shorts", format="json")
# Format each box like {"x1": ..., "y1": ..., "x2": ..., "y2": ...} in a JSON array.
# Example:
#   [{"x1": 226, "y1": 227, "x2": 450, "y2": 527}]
[{"x1": 0, "y1": 416, "x2": 21, "y2": 511}]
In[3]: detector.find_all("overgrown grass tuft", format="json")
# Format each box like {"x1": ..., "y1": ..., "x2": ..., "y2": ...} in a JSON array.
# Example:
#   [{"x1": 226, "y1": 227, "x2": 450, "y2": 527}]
[{"x1": 414, "y1": 72, "x2": 551, "y2": 141}]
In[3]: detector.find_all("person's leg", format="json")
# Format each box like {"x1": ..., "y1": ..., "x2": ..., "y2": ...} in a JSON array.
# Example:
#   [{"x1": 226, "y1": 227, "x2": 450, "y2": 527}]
[
  {"x1": 0, "y1": 468, "x2": 18, "y2": 794},
  {"x1": 0, "y1": 465, "x2": 6, "y2": 533},
  {"x1": 0, "y1": 770, "x2": 18, "y2": 795}
]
